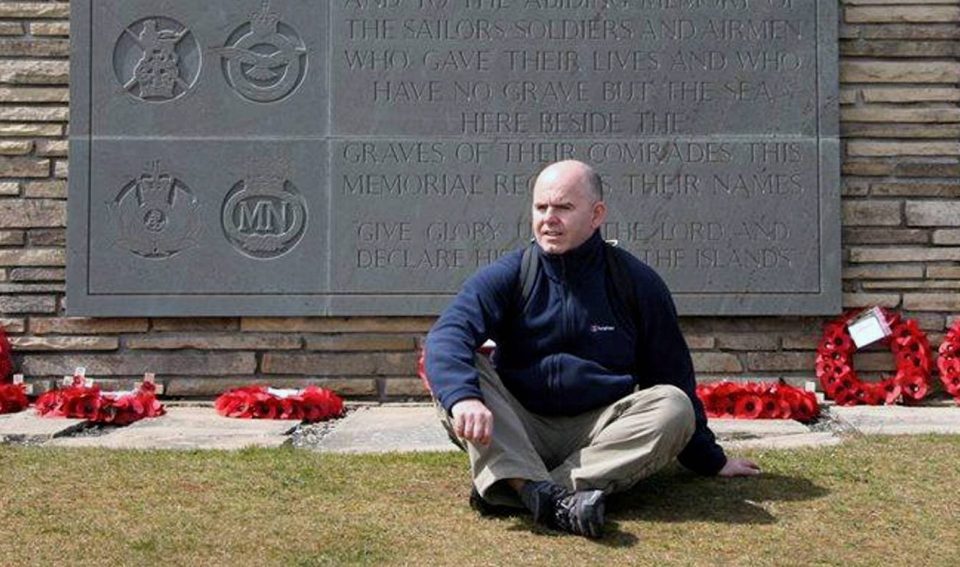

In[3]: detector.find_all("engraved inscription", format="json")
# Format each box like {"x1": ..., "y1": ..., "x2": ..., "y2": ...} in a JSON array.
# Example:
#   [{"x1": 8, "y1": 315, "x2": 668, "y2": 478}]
[
  {"x1": 113, "y1": 17, "x2": 200, "y2": 102},
  {"x1": 217, "y1": 1, "x2": 308, "y2": 103},
  {"x1": 108, "y1": 161, "x2": 202, "y2": 258},
  {"x1": 332, "y1": 1, "x2": 813, "y2": 136},
  {"x1": 331, "y1": 137, "x2": 820, "y2": 295},
  {"x1": 221, "y1": 172, "x2": 308, "y2": 259}
]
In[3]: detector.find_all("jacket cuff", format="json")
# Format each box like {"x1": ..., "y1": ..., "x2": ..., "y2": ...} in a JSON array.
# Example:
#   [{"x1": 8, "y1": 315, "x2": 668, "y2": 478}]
[
  {"x1": 677, "y1": 432, "x2": 728, "y2": 476},
  {"x1": 439, "y1": 387, "x2": 485, "y2": 415}
]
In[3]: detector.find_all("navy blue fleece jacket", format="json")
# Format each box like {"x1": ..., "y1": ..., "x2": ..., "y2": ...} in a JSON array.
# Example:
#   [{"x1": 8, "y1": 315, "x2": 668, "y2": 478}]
[{"x1": 425, "y1": 231, "x2": 727, "y2": 476}]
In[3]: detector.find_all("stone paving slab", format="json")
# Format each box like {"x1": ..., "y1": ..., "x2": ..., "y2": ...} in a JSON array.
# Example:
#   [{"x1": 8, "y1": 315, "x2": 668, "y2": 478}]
[
  {"x1": 45, "y1": 407, "x2": 299, "y2": 450},
  {"x1": 313, "y1": 407, "x2": 822, "y2": 454},
  {"x1": 8, "y1": 403, "x2": 960, "y2": 452},
  {"x1": 724, "y1": 432, "x2": 842, "y2": 450},
  {"x1": 831, "y1": 405, "x2": 960, "y2": 435},
  {"x1": 709, "y1": 418, "x2": 811, "y2": 438},
  {"x1": 315, "y1": 405, "x2": 456, "y2": 454},
  {"x1": 0, "y1": 410, "x2": 85, "y2": 442}
]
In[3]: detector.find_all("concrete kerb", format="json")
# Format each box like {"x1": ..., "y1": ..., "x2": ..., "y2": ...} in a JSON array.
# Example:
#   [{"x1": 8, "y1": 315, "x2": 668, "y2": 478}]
[
  {"x1": 45, "y1": 406, "x2": 301, "y2": 450},
  {"x1": 829, "y1": 404, "x2": 960, "y2": 435},
  {"x1": 0, "y1": 410, "x2": 86, "y2": 444},
  {"x1": 3, "y1": 402, "x2": 960, "y2": 451},
  {"x1": 311, "y1": 404, "x2": 455, "y2": 454}
]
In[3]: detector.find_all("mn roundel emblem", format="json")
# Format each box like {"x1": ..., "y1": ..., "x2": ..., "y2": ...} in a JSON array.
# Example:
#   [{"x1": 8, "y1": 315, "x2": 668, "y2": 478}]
[
  {"x1": 216, "y1": 1, "x2": 307, "y2": 103},
  {"x1": 109, "y1": 161, "x2": 202, "y2": 258},
  {"x1": 221, "y1": 174, "x2": 307, "y2": 259}
]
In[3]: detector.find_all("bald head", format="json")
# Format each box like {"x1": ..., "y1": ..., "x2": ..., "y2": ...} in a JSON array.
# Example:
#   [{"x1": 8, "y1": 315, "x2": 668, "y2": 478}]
[
  {"x1": 535, "y1": 160, "x2": 603, "y2": 203},
  {"x1": 531, "y1": 160, "x2": 607, "y2": 255}
]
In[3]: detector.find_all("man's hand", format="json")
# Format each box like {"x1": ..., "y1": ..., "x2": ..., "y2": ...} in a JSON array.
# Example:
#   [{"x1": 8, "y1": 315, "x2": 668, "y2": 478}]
[
  {"x1": 451, "y1": 398, "x2": 493, "y2": 447},
  {"x1": 718, "y1": 457, "x2": 761, "y2": 477}
]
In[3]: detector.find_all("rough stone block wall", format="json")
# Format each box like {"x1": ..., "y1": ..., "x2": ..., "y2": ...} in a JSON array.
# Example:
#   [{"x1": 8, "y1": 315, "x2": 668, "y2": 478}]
[{"x1": 0, "y1": 1, "x2": 958, "y2": 398}]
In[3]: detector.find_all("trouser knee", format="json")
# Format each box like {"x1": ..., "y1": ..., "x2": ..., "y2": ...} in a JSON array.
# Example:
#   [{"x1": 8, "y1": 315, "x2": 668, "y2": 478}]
[{"x1": 650, "y1": 385, "x2": 696, "y2": 443}]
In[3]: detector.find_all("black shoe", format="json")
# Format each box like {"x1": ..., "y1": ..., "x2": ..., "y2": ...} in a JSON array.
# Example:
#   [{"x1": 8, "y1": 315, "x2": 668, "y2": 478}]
[
  {"x1": 469, "y1": 486, "x2": 520, "y2": 517},
  {"x1": 552, "y1": 489, "x2": 605, "y2": 539},
  {"x1": 519, "y1": 480, "x2": 605, "y2": 538}
]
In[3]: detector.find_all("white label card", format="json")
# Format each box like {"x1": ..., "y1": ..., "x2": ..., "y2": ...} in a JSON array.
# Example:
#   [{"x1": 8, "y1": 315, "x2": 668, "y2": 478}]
[
  {"x1": 847, "y1": 307, "x2": 891, "y2": 349},
  {"x1": 267, "y1": 387, "x2": 301, "y2": 399}
]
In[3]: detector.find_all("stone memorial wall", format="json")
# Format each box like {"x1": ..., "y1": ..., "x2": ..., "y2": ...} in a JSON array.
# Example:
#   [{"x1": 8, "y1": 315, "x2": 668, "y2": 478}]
[
  {"x1": 67, "y1": 0, "x2": 838, "y2": 316},
  {"x1": 0, "y1": 0, "x2": 959, "y2": 397}
]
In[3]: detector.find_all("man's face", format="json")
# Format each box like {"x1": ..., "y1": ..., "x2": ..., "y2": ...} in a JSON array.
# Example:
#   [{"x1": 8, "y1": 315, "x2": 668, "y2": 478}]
[{"x1": 531, "y1": 165, "x2": 606, "y2": 255}]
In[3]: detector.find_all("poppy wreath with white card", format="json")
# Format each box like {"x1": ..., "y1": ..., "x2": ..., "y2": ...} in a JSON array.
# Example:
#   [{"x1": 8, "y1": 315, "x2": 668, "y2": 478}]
[
  {"x1": 936, "y1": 319, "x2": 960, "y2": 403},
  {"x1": 214, "y1": 386, "x2": 344, "y2": 421},
  {"x1": 816, "y1": 308, "x2": 932, "y2": 405}
]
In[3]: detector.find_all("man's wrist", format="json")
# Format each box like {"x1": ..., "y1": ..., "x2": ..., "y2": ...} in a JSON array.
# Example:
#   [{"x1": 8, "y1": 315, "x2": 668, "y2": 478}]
[{"x1": 448, "y1": 395, "x2": 485, "y2": 416}]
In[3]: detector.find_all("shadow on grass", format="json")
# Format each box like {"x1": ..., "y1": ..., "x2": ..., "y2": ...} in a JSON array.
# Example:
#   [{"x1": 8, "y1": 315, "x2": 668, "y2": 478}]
[
  {"x1": 468, "y1": 466, "x2": 827, "y2": 546},
  {"x1": 608, "y1": 466, "x2": 830, "y2": 525},
  {"x1": 503, "y1": 517, "x2": 640, "y2": 547}
]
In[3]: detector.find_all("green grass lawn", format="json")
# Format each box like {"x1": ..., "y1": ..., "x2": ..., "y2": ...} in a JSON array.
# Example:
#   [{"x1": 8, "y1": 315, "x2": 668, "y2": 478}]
[{"x1": 1, "y1": 436, "x2": 958, "y2": 566}]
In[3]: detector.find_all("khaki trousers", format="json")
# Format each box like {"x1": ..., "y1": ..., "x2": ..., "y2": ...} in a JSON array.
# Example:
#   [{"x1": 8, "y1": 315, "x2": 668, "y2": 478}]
[{"x1": 440, "y1": 357, "x2": 696, "y2": 507}]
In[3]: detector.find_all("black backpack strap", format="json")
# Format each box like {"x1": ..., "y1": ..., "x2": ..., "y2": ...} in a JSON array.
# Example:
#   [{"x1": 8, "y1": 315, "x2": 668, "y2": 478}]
[
  {"x1": 604, "y1": 242, "x2": 640, "y2": 327},
  {"x1": 518, "y1": 242, "x2": 538, "y2": 311}
]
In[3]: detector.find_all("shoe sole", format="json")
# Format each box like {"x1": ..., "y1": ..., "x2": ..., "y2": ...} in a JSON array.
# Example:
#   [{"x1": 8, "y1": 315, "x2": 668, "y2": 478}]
[{"x1": 576, "y1": 491, "x2": 605, "y2": 539}]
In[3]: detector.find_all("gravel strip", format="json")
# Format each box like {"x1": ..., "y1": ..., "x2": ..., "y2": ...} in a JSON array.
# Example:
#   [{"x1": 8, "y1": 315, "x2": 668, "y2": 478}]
[
  {"x1": 807, "y1": 406, "x2": 860, "y2": 436},
  {"x1": 288, "y1": 406, "x2": 357, "y2": 449},
  {"x1": 57, "y1": 422, "x2": 124, "y2": 438}
]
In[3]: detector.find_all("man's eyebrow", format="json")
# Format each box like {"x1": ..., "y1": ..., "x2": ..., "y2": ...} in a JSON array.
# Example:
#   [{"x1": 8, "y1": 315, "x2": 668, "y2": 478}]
[{"x1": 534, "y1": 199, "x2": 575, "y2": 207}]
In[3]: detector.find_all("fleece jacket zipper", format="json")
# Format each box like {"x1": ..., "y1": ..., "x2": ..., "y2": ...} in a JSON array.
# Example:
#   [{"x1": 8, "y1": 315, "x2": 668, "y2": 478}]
[{"x1": 555, "y1": 256, "x2": 571, "y2": 415}]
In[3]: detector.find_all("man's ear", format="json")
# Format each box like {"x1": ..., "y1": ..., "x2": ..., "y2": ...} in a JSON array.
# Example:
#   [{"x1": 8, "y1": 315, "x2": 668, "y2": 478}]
[{"x1": 591, "y1": 201, "x2": 607, "y2": 229}]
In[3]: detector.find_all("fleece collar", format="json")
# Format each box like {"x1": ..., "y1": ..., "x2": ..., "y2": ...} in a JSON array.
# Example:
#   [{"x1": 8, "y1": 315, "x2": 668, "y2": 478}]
[{"x1": 537, "y1": 230, "x2": 605, "y2": 283}]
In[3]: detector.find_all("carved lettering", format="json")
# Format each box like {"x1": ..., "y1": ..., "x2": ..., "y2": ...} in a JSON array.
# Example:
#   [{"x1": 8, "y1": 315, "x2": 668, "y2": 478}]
[
  {"x1": 347, "y1": 18, "x2": 397, "y2": 40},
  {"x1": 356, "y1": 248, "x2": 467, "y2": 269},
  {"x1": 423, "y1": 49, "x2": 492, "y2": 71},
  {"x1": 356, "y1": 221, "x2": 411, "y2": 242},
  {"x1": 695, "y1": 247, "x2": 793, "y2": 268},
  {"x1": 712, "y1": 173, "x2": 804, "y2": 196},
  {"x1": 749, "y1": 142, "x2": 803, "y2": 163},
  {"x1": 460, "y1": 111, "x2": 529, "y2": 134},
  {"x1": 505, "y1": 49, "x2": 580, "y2": 72},
  {"x1": 343, "y1": 49, "x2": 410, "y2": 70},
  {"x1": 343, "y1": 173, "x2": 483, "y2": 196},
  {"x1": 372, "y1": 80, "x2": 442, "y2": 103},
  {"x1": 342, "y1": 142, "x2": 445, "y2": 164}
]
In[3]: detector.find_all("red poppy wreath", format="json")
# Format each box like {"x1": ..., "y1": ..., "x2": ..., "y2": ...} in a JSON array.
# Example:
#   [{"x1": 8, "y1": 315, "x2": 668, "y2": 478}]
[
  {"x1": 697, "y1": 380, "x2": 819, "y2": 421},
  {"x1": 816, "y1": 308, "x2": 932, "y2": 405},
  {"x1": 0, "y1": 382, "x2": 28, "y2": 415},
  {"x1": 214, "y1": 386, "x2": 344, "y2": 421},
  {"x1": 35, "y1": 376, "x2": 165, "y2": 424},
  {"x1": 0, "y1": 323, "x2": 13, "y2": 383},
  {"x1": 936, "y1": 319, "x2": 960, "y2": 403}
]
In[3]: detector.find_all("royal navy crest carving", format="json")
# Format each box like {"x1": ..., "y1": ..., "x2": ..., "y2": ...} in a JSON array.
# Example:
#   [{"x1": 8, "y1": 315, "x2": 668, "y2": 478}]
[
  {"x1": 108, "y1": 161, "x2": 202, "y2": 258},
  {"x1": 216, "y1": 1, "x2": 308, "y2": 103}
]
